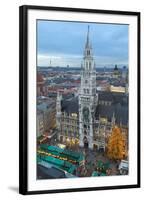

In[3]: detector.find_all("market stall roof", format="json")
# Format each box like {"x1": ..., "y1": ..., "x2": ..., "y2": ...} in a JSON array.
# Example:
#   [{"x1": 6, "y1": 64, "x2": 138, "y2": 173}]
[
  {"x1": 92, "y1": 171, "x2": 106, "y2": 177},
  {"x1": 38, "y1": 154, "x2": 76, "y2": 174},
  {"x1": 39, "y1": 144, "x2": 84, "y2": 162},
  {"x1": 37, "y1": 164, "x2": 66, "y2": 179},
  {"x1": 92, "y1": 171, "x2": 100, "y2": 177}
]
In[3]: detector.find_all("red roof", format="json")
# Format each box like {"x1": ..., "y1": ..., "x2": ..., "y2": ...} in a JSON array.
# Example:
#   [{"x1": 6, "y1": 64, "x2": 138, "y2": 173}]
[{"x1": 37, "y1": 73, "x2": 44, "y2": 82}]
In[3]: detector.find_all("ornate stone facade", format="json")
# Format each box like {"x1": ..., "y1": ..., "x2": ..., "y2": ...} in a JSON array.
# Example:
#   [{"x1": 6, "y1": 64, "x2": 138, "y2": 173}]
[
  {"x1": 56, "y1": 26, "x2": 128, "y2": 151},
  {"x1": 78, "y1": 26, "x2": 98, "y2": 149}
]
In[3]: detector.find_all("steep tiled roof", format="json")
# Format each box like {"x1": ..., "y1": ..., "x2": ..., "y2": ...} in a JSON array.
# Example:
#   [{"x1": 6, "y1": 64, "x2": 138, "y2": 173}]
[
  {"x1": 95, "y1": 103, "x2": 128, "y2": 126},
  {"x1": 61, "y1": 92, "x2": 128, "y2": 126},
  {"x1": 61, "y1": 96, "x2": 79, "y2": 114}
]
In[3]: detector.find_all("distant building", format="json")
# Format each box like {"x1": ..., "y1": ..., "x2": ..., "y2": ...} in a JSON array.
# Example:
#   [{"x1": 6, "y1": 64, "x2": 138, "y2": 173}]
[
  {"x1": 37, "y1": 73, "x2": 45, "y2": 96},
  {"x1": 37, "y1": 99, "x2": 56, "y2": 133},
  {"x1": 122, "y1": 66, "x2": 128, "y2": 80},
  {"x1": 113, "y1": 64, "x2": 121, "y2": 78},
  {"x1": 56, "y1": 27, "x2": 128, "y2": 151},
  {"x1": 37, "y1": 110, "x2": 44, "y2": 137},
  {"x1": 110, "y1": 85, "x2": 126, "y2": 93}
]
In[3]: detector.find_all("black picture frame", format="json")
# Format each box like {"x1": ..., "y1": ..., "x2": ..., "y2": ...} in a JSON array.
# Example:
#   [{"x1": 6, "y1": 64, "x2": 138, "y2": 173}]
[{"x1": 19, "y1": 5, "x2": 141, "y2": 195}]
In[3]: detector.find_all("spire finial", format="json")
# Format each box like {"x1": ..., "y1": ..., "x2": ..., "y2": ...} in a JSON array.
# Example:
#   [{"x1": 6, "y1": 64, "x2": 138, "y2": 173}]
[
  {"x1": 88, "y1": 25, "x2": 89, "y2": 37},
  {"x1": 86, "y1": 25, "x2": 90, "y2": 47},
  {"x1": 112, "y1": 112, "x2": 115, "y2": 126}
]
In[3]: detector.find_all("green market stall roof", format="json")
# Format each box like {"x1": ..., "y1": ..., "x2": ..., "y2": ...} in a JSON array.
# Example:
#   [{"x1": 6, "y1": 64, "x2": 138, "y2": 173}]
[
  {"x1": 38, "y1": 154, "x2": 76, "y2": 174},
  {"x1": 39, "y1": 144, "x2": 84, "y2": 163},
  {"x1": 92, "y1": 171, "x2": 106, "y2": 177}
]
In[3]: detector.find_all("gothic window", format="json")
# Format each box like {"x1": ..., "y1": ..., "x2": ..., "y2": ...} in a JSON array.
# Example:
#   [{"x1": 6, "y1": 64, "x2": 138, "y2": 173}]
[
  {"x1": 84, "y1": 124, "x2": 87, "y2": 128},
  {"x1": 87, "y1": 50, "x2": 90, "y2": 56},
  {"x1": 84, "y1": 89, "x2": 86, "y2": 94},
  {"x1": 85, "y1": 79, "x2": 88, "y2": 84},
  {"x1": 86, "y1": 61, "x2": 88, "y2": 69},
  {"x1": 83, "y1": 107, "x2": 89, "y2": 122},
  {"x1": 89, "y1": 62, "x2": 91, "y2": 70},
  {"x1": 92, "y1": 88, "x2": 95, "y2": 94},
  {"x1": 84, "y1": 130, "x2": 87, "y2": 135},
  {"x1": 87, "y1": 89, "x2": 89, "y2": 94}
]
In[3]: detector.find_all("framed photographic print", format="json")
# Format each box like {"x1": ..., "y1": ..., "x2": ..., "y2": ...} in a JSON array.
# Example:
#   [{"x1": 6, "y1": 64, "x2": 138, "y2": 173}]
[{"x1": 19, "y1": 5, "x2": 140, "y2": 195}]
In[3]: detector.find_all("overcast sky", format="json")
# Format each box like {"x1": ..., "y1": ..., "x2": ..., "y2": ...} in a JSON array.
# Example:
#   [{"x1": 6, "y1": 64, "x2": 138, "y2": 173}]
[{"x1": 37, "y1": 20, "x2": 128, "y2": 68}]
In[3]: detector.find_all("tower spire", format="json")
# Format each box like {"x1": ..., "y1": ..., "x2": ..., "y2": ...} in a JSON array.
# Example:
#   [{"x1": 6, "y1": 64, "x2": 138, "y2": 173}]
[
  {"x1": 84, "y1": 25, "x2": 93, "y2": 57},
  {"x1": 86, "y1": 25, "x2": 90, "y2": 47}
]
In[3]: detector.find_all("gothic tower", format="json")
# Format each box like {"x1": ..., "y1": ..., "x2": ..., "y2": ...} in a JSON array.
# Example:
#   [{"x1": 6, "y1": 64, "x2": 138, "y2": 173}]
[{"x1": 79, "y1": 26, "x2": 98, "y2": 149}]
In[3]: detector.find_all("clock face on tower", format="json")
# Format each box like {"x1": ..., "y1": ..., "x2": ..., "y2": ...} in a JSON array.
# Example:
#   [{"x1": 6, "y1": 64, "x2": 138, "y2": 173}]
[{"x1": 83, "y1": 107, "x2": 89, "y2": 122}]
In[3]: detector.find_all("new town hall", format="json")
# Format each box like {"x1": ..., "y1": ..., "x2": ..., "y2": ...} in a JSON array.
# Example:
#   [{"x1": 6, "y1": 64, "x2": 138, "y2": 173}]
[{"x1": 56, "y1": 26, "x2": 128, "y2": 151}]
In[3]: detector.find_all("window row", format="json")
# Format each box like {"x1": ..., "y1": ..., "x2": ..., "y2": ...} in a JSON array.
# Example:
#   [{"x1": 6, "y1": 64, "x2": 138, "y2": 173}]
[{"x1": 85, "y1": 61, "x2": 92, "y2": 70}]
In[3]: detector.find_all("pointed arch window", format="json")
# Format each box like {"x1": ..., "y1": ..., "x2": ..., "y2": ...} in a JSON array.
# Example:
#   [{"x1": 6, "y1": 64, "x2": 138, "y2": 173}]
[
  {"x1": 87, "y1": 50, "x2": 90, "y2": 56},
  {"x1": 86, "y1": 61, "x2": 88, "y2": 69},
  {"x1": 85, "y1": 79, "x2": 88, "y2": 84},
  {"x1": 89, "y1": 62, "x2": 91, "y2": 70}
]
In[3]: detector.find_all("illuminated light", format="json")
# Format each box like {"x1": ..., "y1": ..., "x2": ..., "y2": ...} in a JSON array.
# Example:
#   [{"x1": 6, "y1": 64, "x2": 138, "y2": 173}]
[
  {"x1": 58, "y1": 144, "x2": 66, "y2": 149},
  {"x1": 71, "y1": 113, "x2": 77, "y2": 117},
  {"x1": 66, "y1": 138, "x2": 70, "y2": 142},
  {"x1": 110, "y1": 85, "x2": 125, "y2": 93}
]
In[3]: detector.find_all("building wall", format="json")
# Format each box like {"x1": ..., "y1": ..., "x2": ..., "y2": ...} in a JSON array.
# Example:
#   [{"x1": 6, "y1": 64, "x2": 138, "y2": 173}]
[
  {"x1": 43, "y1": 103, "x2": 56, "y2": 132},
  {"x1": 57, "y1": 111, "x2": 128, "y2": 151},
  {"x1": 37, "y1": 100, "x2": 56, "y2": 135},
  {"x1": 37, "y1": 112, "x2": 44, "y2": 137}
]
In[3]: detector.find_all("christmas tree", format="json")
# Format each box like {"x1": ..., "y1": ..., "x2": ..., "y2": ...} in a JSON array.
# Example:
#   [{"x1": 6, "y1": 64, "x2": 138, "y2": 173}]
[{"x1": 107, "y1": 126, "x2": 126, "y2": 160}]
